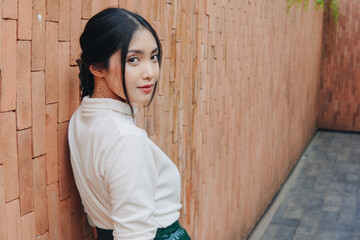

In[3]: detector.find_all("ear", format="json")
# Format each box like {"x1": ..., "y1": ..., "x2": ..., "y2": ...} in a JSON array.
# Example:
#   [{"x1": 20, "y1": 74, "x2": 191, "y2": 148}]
[{"x1": 89, "y1": 64, "x2": 106, "y2": 78}]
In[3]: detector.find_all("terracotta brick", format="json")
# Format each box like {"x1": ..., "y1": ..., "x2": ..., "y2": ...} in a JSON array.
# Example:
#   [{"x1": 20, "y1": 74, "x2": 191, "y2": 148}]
[
  {"x1": 0, "y1": 112, "x2": 19, "y2": 202},
  {"x1": 102, "y1": 0, "x2": 118, "y2": 8},
  {"x1": 1, "y1": 20, "x2": 17, "y2": 112},
  {"x1": 17, "y1": 40, "x2": 32, "y2": 130},
  {"x1": 70, "y1": 173, "x2": 81, "y2": 214},
  {"x1": 45, "y1": 21, "x2": 59, "y2": 104},
  {"x1": 118, "y1": 0, "x2": 126, "y2": 8},
  {"x1": 5, "y1": 199, "x2": 22, "y2": 240},
  {"x1": 37, "y1": 231, "x2": 49, "y2": 240},
  {"x1": 18, "y1": 0, "x2": 32, "y2": 40},
  {"x1": 18, "y1": 129, "x2": 34, "y2": 216},
  {"x1": 0, "y1": 2, "x2": 334, "y2": 239},
  {"x1": 47, "y1": 0, "x2": 59, "y2": 21},
  {"x1": 91, "y1": 0, "x2": 102, "y2": 15},
  {"x1": 58, "y1": 42, "x2": 71, "y2": 122},
  {"x1": 0, "y1": 111, "x2": 15, "y2": 165},
  {"x1": 2, "y1": 0, "x2": 18, "y2": 19},
  {"x1": 70, "y1": 0, "x2": 82, "y2": 65},
  {"x1": 32, "y1": 71, "x2": 46, "y2": 157},
  {"x1": 82, "y1": 210, "x2": 92, "y2": 237},
  {"x1": 59, "y1": 0, "x2": 71, "y2": 41},
  {"x1": 0, "y1": 19, "x2": 2, "y2": 69},
  {"x1": 58, "y1": 122, "x2": 71, "y2": 200},
  {"x1": 59, "y1": 198, "x2": 72, "y2": 239},
  {"x1": 319, "y1": 0, "x2": 360, "y2": 131},
  {"x1": 81, "y1": 19, "x2": 88, "y2": 35},
  {"x1": 83, "y1": 234, "x2": 93, "y2": 240},
  {"x1": 47, "y1": 182, "x2": 60, "y2": 240},
  {"x1": 124, "y1": 0, "x2": 135, "y2": 12},
  {"x1": 71, "y1": 211, "x2": 83, "y2": 240},
  {"x1": 32, "y1": 0, "x2": 46, "y2": 70},
  {"x1": 21, "y1": 212, "x2": 36, "y2": 240},
  {"x1": 46, "y1": 104, "x2": 59, "y2": 185},
  {"x1": 69, "y1": 67, "x2": 80, "y2": 117},
  {"x1": 0, "y1": 166, "x2": 7, "y2": 239},
  {"x1": 33, "y1": 156, "x2": 49, "y2": 235},
  {"x1": 82, "y1": 0, "x2": 92, "y2": 19}
]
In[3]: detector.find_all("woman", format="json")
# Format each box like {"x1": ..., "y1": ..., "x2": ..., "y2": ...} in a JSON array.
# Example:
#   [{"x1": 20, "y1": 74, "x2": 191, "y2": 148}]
[{"x1": 68, "y1": 8, "x2": 191, "y2": 240}]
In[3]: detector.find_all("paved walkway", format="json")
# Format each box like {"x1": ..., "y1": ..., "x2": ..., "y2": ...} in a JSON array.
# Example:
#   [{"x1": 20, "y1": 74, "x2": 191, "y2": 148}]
[{"x1": 249, "y1": 130, "x2": 360, "y2": 240}]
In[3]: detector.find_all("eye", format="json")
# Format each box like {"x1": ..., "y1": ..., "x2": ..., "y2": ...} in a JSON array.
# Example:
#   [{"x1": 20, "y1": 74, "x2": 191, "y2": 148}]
[
  {"x1": 151, "y1": 54, "x2": 159, "y2": 62},
  {"x1": 128, "y1": 57, "x2": 140, "y2": 63}
]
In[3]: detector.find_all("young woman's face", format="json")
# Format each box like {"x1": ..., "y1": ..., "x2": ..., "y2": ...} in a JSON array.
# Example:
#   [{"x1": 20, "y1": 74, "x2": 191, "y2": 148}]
[{"x1": 104, "y1": 28, "x2": 160, "y2": 104}]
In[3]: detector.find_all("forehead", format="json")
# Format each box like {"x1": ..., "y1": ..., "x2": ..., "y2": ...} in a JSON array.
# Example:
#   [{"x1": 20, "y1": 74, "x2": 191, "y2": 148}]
[{"x1": 128, "y1": 28, "x2": 158, "y2": 50}]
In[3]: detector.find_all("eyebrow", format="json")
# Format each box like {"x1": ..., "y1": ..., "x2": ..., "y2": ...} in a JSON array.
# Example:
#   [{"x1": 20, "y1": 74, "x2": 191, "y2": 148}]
[{"x1": 127, "y1": 47, "x2": 159, "y2": 54}]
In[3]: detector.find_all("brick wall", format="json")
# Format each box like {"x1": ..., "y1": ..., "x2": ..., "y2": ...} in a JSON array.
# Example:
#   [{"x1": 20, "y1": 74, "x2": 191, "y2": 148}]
[
  {"x1": 318, "y1": 0, "x2": 360, "y2": 132},
  {"x1": 0, "y1": 0, "x2": 323, "y2": 239}
]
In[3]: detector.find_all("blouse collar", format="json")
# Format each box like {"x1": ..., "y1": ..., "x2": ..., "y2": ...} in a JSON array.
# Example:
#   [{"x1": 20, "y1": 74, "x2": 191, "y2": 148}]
[{"x1": 81, "y1": 96, "x2": 136, "y2": 116}]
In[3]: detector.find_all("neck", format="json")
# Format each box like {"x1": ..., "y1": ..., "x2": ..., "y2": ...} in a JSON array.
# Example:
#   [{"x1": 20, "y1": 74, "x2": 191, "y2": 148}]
[{"x1": 91, "y1": 78, "x2": 128, "y2": 103}]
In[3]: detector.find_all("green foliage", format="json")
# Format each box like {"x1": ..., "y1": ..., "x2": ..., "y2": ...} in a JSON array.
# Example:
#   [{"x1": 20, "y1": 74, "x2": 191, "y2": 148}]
[{"x1": 286, "y1": 0, "x2": 340, "y2": 21}]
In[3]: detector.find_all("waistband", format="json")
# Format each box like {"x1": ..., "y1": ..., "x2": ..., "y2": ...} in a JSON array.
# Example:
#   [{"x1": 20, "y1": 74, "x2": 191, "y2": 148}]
[
  {"x1": 155, "y1": 220, "x2": 180, "y2": 238},
  {"x1": 96, "y1": 220, "x2": 180, "y2": 240}
]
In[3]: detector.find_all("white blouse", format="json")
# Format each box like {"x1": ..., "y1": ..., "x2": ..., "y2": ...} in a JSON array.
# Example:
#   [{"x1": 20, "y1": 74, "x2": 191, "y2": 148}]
[{"x1": 68, "y1": 96, "x2": 182, "y2": 240}]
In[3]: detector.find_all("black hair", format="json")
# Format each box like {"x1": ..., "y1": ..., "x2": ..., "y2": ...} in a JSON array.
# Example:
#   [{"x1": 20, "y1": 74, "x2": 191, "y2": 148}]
[{"x1": 78, "y1": 8, "x2": 162, "y2": 117}]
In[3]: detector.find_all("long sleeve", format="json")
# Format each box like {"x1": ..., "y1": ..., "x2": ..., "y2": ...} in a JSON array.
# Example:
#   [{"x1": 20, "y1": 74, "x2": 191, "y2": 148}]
[{"x1": 104, "y1": 133, "x2": 158, "y2": 240}]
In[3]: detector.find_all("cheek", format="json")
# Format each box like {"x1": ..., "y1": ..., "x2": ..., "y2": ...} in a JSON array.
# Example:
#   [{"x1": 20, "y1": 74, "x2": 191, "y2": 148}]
[
  {"x1": 124, "y1": 68, "x2": 138, "y2": 86},
  {"x1": 154, "y1": 65, "x2": 160, "y2": 79}
]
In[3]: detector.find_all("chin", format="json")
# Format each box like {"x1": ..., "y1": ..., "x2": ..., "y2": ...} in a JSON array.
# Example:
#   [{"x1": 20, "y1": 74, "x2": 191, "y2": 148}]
[{"x1": 132, "y1": 97, "x2": 153, "y2": 105}]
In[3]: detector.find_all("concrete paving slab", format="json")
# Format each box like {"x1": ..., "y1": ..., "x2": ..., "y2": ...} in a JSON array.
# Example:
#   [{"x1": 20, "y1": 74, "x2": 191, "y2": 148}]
[{"x1": 248, "y1": 131, "x2": 360, "y2": 240}]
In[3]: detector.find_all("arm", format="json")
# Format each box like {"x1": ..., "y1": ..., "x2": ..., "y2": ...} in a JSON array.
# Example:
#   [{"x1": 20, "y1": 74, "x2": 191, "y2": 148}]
[{"x1": 104, "y1": 133, "x2": 158, "y2": 240}]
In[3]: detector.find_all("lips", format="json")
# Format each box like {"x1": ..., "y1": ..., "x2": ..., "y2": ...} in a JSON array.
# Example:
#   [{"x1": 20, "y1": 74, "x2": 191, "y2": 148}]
[
  {"x1": 138, "y1": 84, "x2": 153, "y2": 93},
  {"x1": 138, "y1": 84, "x2": 153, "y2": 88}
]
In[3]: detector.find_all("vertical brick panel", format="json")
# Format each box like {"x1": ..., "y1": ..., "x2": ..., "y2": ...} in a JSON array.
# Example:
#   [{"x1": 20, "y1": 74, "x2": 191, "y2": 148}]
[
  {"x1": 58, "y1": 42, "x2": 70, "y2": 122},
  {"x1": 69, "y1": 67, "x2": 80, "y2": 117},
  {"x1": 70, "y1": 0, "x2": 82, "y2": 65},
  {"x1": 46, "y1": 104, "x2": 59, "y2": 185},
  {"x1": 18, "y1": 129, "x2": 34, "y2": 216},
  {"x1": 1, "y1": 20, "x2": 17, "y2": 112},
  {"x1": 118, "y1": 0, "x2": 126, "y2": 8},
  {"x1": 21, "y1": 212, "x2": 36, "y2": 240},
  {"x1": 47, "y1": 0, "x2": 59, "y2": 21},
  {"x1": 0, "y1": 1, "x2": 328, "y2": 239},
  {"x1": 71, "y1": 211, "x2": 83, "y2": 240},
  {"x1": 0, "y1": 166, "x2": 7, "y2": 239},
  {"x1": 59, "y1": 0, "x2": 71, "y2": 41},
  {"x1": 17, "y1": 41, "x2": 32, "y2": 130},
  {"x1": 18, "y1": 0, "x2": 32, "y2": 40},
  {"x1": 32, "y1": 0, "x2": 46, "y2": 71},
  {"x1": 59, "y1": 198, "x2": 72, "y2": 239},
  {"x1": 47, "y1": 182, "x2": 60, "y2": 240},
  {"x1": 32, "y1": 71, "x2": 46, "y2": 157},
  {"x1": 82, "y1": 213, "x2": 92, "y2": 239},
  {"x1": 59, "y1": 122, "x2": 71, "y2": 200},
  {"x1": 2, "y1": 0, "x2": 18, "y2": 19},
  {"x1": 33, "y1": 156, "x2": 49, "y2": 236},
  {"x1": 82, "y1": 0, "x2": 92, "y2": 19},
  {"x1": 0, "y1": 112, "x2": 19, "y2": 202},
  {"x1": 0, "y1": 18, "x2": 2, "y2": 70},
  {"x1": 319, "y1": 0, "x2": 360, "y2": 131},
  {"x1": 91, "y1": 0, "x2": 102, "y2": 15},
  {"x1": 37, "y1": 231, "x2": 49, "y2": 239},
  {"x1": 70, "y1": 173, "x2": 81, "y2": 214},
  {"x1": 5, "y1": 199, "x2": 22, "y2": 240},
  {"x1": 45, "y1": 21, "x2": 59, "y2": 104}
]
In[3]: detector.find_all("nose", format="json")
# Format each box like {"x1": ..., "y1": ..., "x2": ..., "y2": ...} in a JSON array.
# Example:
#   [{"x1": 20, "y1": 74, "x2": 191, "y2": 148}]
[{"x1": 142, "y1": 61, "x2": 154, "y2": 80}]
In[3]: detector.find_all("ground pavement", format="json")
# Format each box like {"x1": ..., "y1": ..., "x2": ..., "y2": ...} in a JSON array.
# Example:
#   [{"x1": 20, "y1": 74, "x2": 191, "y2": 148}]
[{"x1": 249, "y1": 130, "x2": 360, "y2": 240}]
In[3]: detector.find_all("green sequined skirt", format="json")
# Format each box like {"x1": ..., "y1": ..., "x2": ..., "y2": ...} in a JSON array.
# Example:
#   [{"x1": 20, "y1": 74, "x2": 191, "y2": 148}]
[
  {"x1": 154, "y1": 220, "x2": 191, "y2": 240},
  {"x1": 96, "y1": 220, "x2": 191, "y2": 240}
]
